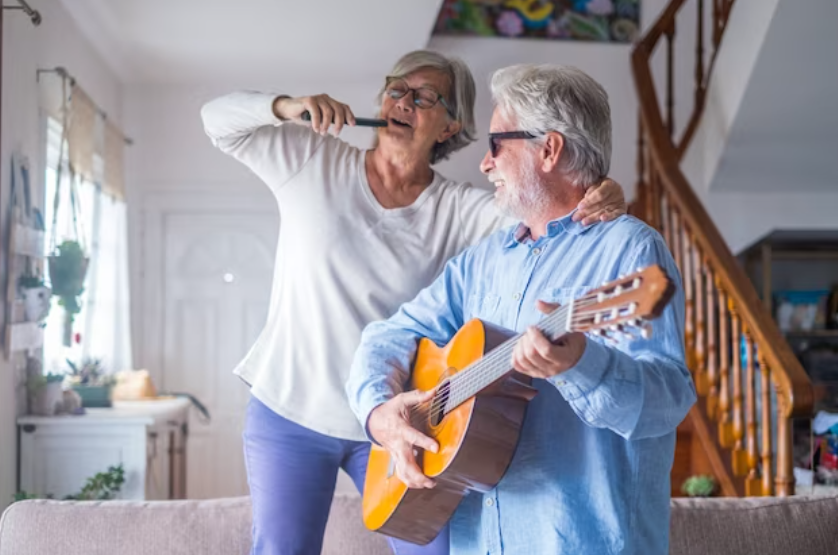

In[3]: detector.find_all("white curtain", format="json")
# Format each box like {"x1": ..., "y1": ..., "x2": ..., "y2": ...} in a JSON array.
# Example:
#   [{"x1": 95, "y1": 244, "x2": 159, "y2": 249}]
[{"x1": 81, "y1": 192, "x2": 133, "y2": 372}]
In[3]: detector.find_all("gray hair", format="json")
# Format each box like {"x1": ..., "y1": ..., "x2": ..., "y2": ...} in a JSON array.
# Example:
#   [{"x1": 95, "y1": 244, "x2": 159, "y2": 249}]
[
  {"x1": 490, "y1": 64, "x2": 611, "y2": 187},
  {"x1": 377, "y1": 50, "x2": 477, "y2": 165}
]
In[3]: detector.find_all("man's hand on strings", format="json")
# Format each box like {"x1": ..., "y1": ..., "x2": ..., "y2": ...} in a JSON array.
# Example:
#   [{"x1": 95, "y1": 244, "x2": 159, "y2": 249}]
[
  {"x1": 367, "y1": 389, "x2": 438, "y2": 489},
  {"x1": 512, "y1": 301, "x2": 587, "y2": 379}
]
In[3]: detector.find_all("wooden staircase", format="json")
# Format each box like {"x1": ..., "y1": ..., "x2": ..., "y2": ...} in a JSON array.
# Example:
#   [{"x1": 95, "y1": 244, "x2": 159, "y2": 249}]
[{"x1": 631, "y1": 0, "x2": 814, "y2": 496}]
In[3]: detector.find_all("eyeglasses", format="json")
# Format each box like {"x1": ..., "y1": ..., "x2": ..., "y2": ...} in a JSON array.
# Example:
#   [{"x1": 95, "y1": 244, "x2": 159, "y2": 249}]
[
  {"x1": 385, "y1": 77, "x2": 455, "y2": 118},
  {"x1": 488, "y1": 131, "x2": 538, "y2": 158}
]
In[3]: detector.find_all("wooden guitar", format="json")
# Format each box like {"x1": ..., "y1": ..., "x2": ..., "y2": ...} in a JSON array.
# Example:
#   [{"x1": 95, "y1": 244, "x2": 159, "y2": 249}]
[{"x1": 362, "y1": 265, "x2": 676, "y2": 545}]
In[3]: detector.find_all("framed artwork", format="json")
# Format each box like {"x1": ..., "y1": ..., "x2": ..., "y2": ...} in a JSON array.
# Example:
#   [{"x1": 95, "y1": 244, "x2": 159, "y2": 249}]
[{"x1": 433, "y1": 0, "x2": 640, "y2": 43}]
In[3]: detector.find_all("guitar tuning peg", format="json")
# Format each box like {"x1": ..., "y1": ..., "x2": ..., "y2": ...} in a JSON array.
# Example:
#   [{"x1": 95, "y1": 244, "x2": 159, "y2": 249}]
[
  {"x1": 632, "y1": 278, "x2": 642, "y2": 289},
  {"x1": 629, "y1": 303, "x2": 638, "y2": 314},
  {"x1": 641, "y1": 323, "x2": 653, "y2": 339}
]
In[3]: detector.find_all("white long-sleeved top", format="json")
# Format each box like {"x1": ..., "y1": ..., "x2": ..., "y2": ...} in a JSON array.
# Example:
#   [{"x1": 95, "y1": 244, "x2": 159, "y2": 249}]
[{"x1": 201, "y1": 91, "x2": 510, "y2": 440}]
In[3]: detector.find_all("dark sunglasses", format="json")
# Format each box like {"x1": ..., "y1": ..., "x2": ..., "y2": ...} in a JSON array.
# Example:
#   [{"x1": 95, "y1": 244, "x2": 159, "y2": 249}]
[
  {"x1": 385, "y1": 77, "x2": 455, "y2": 118},
  {"x1": 488, "y1": 131, "x2": 538, "y2": 157}
]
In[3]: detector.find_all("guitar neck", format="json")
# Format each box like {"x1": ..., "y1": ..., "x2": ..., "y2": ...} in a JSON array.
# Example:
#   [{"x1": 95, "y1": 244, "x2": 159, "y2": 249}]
[{"x1": 443, "y1": 302, "x2": 574, "y2": 411}]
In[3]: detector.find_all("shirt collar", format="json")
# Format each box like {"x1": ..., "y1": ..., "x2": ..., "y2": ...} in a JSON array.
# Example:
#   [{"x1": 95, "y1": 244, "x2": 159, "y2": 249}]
[{"x1": 504, "y1": 209, "x2": 598, "y2": 248}]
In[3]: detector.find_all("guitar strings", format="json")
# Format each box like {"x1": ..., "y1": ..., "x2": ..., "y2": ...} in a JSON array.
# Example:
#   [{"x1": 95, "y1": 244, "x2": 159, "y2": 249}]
[{"x1": 404, "y1": 294, "x2": 640, "y2": 424}]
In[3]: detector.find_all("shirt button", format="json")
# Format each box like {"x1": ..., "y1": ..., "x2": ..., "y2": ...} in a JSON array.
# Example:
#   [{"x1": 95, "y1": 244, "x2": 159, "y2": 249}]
[
  {"x1": 512, "y1": 293, "x2": 521, "y2": 301},
  {"x1": 532, "y1": 247, "x2": 541, "y2": 256},
  {"x1": 485, "y1": 498, "x2": 494, "y2": 507}
]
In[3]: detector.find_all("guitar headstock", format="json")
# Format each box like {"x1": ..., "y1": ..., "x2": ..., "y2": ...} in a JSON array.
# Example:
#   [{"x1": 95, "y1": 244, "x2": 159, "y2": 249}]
[{"x1": 569, "y1": 265, "x2": 675, "y2": 340}]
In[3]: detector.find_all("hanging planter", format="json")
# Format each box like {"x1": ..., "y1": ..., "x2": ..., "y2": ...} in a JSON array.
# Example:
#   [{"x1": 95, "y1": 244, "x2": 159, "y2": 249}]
[{"x1": 48, "y1": 239, "x2": 89, "y2": 346}]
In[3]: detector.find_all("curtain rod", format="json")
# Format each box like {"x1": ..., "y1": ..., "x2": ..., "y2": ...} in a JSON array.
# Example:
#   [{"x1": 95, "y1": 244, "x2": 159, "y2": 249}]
[
  {"x1": 36, "y1": 66, "x2": 134, "y2": 146},
  {"x1": 3, "y1": 0, "x2": 41, "y2": 26}
]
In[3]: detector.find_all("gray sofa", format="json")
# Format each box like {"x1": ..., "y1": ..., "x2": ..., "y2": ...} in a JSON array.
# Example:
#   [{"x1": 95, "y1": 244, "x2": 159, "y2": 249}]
[{"x1": 2, "y1": 494, "x2": 838, "y2": 554}]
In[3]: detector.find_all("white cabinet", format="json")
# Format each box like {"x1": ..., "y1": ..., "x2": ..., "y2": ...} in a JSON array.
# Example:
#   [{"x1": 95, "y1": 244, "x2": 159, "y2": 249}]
[{"x1": 18, "y1": 398, "x2": 190, "y2": 500}]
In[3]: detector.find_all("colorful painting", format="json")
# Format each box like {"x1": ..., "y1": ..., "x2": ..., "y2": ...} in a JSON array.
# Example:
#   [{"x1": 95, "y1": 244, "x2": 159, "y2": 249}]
[{"x1": 433, "y1": 0, "x2": 640, "y2": 43}]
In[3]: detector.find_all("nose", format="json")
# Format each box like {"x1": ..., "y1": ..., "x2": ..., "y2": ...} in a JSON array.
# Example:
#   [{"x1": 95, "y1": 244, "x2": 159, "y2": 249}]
[
  {"x1": 480, "y1": 149, "x2": 495, "y2": 174},
  {"x1": 395, "y1": 91, "x2": 415, "y2": 113}
]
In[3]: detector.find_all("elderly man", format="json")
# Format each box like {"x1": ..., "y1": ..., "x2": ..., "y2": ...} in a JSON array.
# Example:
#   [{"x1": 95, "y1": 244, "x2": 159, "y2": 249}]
[{"x1": 347, "y1": 64, "x2": 697, "y2": 555}]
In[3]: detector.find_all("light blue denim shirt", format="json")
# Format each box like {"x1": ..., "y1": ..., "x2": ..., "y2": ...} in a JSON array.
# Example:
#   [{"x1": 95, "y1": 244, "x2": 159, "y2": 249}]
[{"x1": 347, "y1": 213, "x2": 696, "y2": 555}]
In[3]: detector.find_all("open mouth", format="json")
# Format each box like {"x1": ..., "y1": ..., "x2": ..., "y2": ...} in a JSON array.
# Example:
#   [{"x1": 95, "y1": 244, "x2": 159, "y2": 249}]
[{"x1": 389, "y1": 117, "x2": 413, "y2": 129}]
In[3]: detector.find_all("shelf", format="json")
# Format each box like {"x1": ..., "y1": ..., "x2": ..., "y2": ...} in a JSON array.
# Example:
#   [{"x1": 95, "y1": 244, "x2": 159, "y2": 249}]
[
  {"x1": 5, "y1": 321, "x2": 44, "y2": 356},
  {"x1": 785, "y1": 330, "x2": 838, "y2": 339},
  {"x1": 11, "y1": 223, "x2": 45, "y2": 258}
]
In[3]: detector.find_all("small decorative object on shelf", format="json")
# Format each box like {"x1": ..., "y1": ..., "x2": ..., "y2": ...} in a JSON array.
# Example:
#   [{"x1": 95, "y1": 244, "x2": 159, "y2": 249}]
[
  {"x1": 681, "y1": 475, "x2": 718, "y2": 498},
  {"x1": 18, "y1": 274, "x2": 51, "y2": 322},
  {"x1": 66, "y1": 357, "x2": 114, "y2": 408},
  {"x1": 774, "y1": 290, "x2": 830, "y2": 333},
  {"x1": 27, "y1": 372, "x2": 66, "y2": 416}
]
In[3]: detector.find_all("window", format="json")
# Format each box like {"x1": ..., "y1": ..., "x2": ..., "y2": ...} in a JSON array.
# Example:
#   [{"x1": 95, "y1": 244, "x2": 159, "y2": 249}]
[{"x1": 43, "y1": 117, "x2": 132, "y2": 375}]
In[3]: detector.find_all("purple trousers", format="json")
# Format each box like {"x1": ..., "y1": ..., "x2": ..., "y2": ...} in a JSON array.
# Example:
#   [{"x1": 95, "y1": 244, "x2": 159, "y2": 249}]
[{"x1": 243, "y1": 395, "x2": 450, "y2": 555}]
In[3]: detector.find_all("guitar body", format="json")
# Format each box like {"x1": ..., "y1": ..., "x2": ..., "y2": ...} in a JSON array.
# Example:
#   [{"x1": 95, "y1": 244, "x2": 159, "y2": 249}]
[{"x1": 362, "y1": 319, "x2": 537, "y2": 545}]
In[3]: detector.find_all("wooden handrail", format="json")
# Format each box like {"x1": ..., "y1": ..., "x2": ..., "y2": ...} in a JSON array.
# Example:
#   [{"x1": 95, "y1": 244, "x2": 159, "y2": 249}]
[{"x1": 631, "y1": 0, "x2": 813, "y2": 495}]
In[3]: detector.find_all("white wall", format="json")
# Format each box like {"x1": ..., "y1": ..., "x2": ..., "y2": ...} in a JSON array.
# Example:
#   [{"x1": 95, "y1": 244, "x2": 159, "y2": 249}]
[
  {"x1": 680, "y1": 0, "x2": 781, "y2": 193},
  {"x1": 0, "y1": 0, "x2": 123, "y2": 510},
  {"x1": 680, "y1": 0, "x2": 838, "y2": 252}
]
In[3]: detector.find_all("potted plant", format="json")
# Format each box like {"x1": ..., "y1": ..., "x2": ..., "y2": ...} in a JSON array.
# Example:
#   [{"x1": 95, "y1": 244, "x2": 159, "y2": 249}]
[
  {"x1": 681, "y1": 475, "x2": 718, "y2": 498},
  {"x1": 18, "y1": 274, "x2": 52, "y2": 321},
  {"x1": 67, "y1": 357, "x2": 114, "y2": 408},
  {"x1": 48, "y1": 239, "x2": 89, "y2": 346},
  {"x1": 28, "y1": 372, "x2": 66, "y2": 416}
]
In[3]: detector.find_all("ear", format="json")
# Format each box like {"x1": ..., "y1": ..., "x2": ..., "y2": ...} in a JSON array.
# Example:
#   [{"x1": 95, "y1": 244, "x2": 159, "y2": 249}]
[
  {"x1": 539, "y1": 132, "x2": 564, "y2": 173},
  {"x1": 436, "y1": 120, "x2": 462, "y2": 144}
]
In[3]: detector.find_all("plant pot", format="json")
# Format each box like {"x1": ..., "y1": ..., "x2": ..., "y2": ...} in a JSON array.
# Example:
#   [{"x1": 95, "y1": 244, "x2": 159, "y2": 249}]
[
  {"x1": 22, "y1": 285, "x2": 52, "y2": 321},
  {"x1": 31, "y1": 381, "x2": 64, "y2": 416},
  {"x1": 72, "y1": 384, "x2": 112, "y2": 408}
]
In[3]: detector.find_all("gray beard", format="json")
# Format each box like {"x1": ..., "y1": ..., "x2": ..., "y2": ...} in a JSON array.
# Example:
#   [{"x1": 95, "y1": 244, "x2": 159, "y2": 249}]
[{"x1": 496, "y1": 165, "x2": 551, "y2": 221}]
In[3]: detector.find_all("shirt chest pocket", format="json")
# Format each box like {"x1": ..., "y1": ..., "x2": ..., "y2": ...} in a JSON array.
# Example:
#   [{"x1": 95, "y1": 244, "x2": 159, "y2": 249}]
[{"x1": 470, "y1": 292, "x2": 502, "y2": 321}]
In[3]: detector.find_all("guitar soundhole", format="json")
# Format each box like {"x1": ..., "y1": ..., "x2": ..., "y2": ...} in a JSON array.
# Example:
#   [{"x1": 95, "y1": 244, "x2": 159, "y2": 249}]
[{"x1": 429, "y1": 380, "x2": 451, "y2": 427}]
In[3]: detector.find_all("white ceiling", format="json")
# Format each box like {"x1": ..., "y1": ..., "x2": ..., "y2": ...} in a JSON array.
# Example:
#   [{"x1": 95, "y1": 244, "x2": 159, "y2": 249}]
[
  {"x1": 60, "y1": 0, "x2": 444, "y2": 85},
  {"x1": 711, "y1": 0, "x2": 838, "y2": 192}
]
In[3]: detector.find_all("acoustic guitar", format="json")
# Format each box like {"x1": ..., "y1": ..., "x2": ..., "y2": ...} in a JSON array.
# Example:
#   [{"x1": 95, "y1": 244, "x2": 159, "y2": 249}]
[{"x1": 362, "y1": 265, "x2": 675, "y2": 544}]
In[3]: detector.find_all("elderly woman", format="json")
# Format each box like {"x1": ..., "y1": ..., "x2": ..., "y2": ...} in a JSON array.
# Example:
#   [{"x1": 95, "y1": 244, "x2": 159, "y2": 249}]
[{"x1": 201, "y1": 50, "x2": 625, "y2": 555}]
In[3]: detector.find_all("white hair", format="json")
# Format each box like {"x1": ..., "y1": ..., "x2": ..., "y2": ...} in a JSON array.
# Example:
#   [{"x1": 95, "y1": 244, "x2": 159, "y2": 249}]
[
  {"x1": 377, "y1": 50, "x2": 477, "y2": 164},
  {"x1": 490, "y1": 64, "x2": 611, "y2": 187}
]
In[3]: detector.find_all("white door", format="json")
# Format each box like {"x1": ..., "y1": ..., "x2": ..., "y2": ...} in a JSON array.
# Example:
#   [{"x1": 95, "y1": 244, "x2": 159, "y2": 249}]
[
  {"x1": 142, "y1": 191, "x2": 357, "y2": 499},
  {"x1": 161, "y1": 211, "x2": 276, "y2": 499}
]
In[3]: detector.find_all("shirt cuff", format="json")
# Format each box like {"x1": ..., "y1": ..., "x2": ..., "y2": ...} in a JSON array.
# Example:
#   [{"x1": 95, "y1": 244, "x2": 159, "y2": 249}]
[
  {"x1": 356, "y1": 390, "x2": 391, "y2": 444},
  {"x1": 549, "y1": 337, "x2": 611, "y2": 400}
]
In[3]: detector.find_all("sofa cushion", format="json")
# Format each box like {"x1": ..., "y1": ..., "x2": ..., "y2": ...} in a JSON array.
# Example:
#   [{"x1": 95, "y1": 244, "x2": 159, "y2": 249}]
[
  {"x1": 0, "y1": 494, "x2": 389, "y2": 555},
  {"x1": 3, "y1": 493, "x2": 838, "y2": 555},
  {"x1": 670, "y1": 495, "x2": 838, "y2": 555}
]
